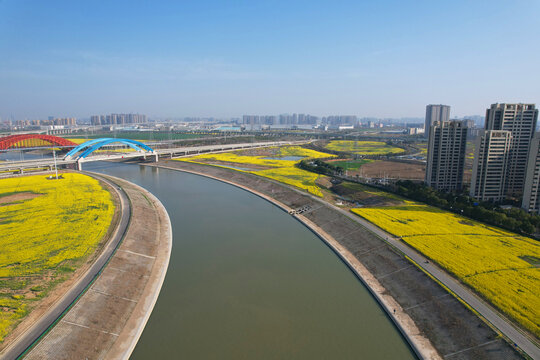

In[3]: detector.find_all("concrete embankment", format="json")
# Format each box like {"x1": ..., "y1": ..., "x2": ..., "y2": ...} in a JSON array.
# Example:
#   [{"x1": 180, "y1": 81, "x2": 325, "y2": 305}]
[
  {"x1": 0, "y1": 172, "x2": 129, "y2": 360},
  {"x1": 152, "y1": 160, "x2": 523, "y2": 360},
  {"x1": 18, "y1": 174, "x2": 172, "y2": 360}
]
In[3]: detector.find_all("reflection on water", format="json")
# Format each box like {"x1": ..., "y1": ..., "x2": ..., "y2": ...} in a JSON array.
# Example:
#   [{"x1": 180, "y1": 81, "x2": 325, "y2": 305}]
[{"x1": 85, "y1": 162, "x2": 414, "y2": 360}]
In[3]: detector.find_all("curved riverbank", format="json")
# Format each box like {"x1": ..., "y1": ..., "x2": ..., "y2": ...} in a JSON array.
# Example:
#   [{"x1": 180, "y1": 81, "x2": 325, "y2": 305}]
[
  {"x1": 18, "y1": 174, "x2": 172, "y2": 360},
  {"x1": 152, "y1": 160, "x2": 523, "y2": 360},
  {"x1": 147, "y1": 162, "x2": 438, "y2": 360},
  {"x1": 0, "y1": 172, "x2": 127, "y2": 360}
]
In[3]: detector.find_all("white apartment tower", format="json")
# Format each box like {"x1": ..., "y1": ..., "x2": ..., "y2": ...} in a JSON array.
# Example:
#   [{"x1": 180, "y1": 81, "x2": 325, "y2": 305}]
[
  {"x1": 522, "y1": 134, "x2": 540, "y2": 213},
  {"x1": 425, "y1": 105, "x2": 451, "y2": 133},
  {"x1": 425, "y1": 120, "x2": 468, "y2": 191},
  {"x1": 484, "y1": 103, "x2": 538, "y2": 197},
  {"x1": 470, "y1": 130, "x2": 512, "y2": 202}
]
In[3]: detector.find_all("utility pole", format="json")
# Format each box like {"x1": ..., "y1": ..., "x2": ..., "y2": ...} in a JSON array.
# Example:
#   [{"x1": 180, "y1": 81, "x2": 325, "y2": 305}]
[{"x1": 53, "y1": 148, "x2": 58, "y2": 179}]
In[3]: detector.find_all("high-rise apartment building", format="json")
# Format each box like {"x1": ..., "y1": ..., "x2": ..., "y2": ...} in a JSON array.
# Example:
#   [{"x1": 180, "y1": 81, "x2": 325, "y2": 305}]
[
  {"x1": 425, "y1": 105, "x2": 450, "y2": 132},
  {"x1": 483, "y1": 103, "x2": 538, "y2": 197},
  {"x1": 91, "y1": 113, "x2": 147, "y2": 126},
  {"x1": 470, "y1": 130, "x2": 512, "y2": 202},
  {"x1": 522, "y1": 134, "x2": 540, "y2": 213},
  {"x1": 322, "y1": 115, "x2": 358, "y2": 126},
  {"x1": 425, "y1": 120, "x2": 468, "y2": 191},
  {"x1": 242, "y1": 115, "x2": 259, "y2": 126}
]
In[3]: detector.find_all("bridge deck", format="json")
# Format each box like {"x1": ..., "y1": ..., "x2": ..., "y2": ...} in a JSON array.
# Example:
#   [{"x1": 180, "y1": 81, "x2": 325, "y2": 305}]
[{"x1": 0, "y1": 141, "x2": 305, "y2": 173}]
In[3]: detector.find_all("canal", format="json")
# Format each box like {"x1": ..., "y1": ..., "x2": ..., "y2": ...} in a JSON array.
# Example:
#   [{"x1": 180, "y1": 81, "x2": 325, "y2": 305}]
[{"x1": 85, "y1": 162, "x2": 415, "y2": 359}]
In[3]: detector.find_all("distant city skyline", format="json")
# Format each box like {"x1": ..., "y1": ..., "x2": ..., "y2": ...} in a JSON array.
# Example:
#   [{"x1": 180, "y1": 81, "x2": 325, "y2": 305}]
[{"x1": 1, "y1": 0, "x2": 538, "y2": 119}]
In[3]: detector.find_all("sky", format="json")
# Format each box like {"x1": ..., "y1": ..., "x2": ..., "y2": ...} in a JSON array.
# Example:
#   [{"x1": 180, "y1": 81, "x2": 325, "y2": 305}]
[{"x1": 0, "y1": 0, "x2": 539, "y2": 120}]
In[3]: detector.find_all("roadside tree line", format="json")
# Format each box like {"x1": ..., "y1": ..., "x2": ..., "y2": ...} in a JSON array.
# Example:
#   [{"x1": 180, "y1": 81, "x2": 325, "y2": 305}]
[{"x1": 298, "y1": 153, "x2": 540, "y2": 238}]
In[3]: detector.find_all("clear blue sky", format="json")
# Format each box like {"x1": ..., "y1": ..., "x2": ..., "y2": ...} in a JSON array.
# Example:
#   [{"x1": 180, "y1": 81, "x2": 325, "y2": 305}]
[{"x1": 1, "y1": 0, "x2": 539, "y2": 119}]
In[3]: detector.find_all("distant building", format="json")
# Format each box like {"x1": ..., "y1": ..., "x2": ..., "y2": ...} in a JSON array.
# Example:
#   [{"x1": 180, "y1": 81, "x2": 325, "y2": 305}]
[
  {"x1": 463, "y1": 119, "x2": 475, "y2": 128},
  {"x1": 91, "y1": 113, "x2": 147, "y2": 126},
  {"x1": 425, "y1": 105, "x2": 450, "y2": 133},
  {"x1": 425, "y1": 120, "x2": 467, "y2": 191},
  {"x1": 322, "y1": 115, "x2": 358, "y2": 126},
  {"x1": 243, "y1": 113, "x2": 318, "y2": 128},
  {"x1": 482, "y1": 103, "x2": 538, "y2": 198},
  {"x1": 407, "y1": 127, "x2": 425, "y2": 135},
  {"x1": 242, "y1": 115, "x2": 260, "y2": 130},
  {"x1": 262, "y1": 115, "x2": 276, "y2": 125},
  {"x1": 14, "y1": 117, "x2": 76, "y2": 128},
  {"x1": 522, "y1": 133, "x2": 540, "y2": 213},
  {"x1": 470, "y1": 130, "x2": 512, "y2": 202},
  {"x1": 462, "y1": 119, "x2": 477, "y2": 137}
]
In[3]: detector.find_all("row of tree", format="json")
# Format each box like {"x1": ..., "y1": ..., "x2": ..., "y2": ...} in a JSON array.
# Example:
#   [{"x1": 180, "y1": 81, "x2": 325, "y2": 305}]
[
  {"x1": 298, "y1": 159, "x2": 344, "y2": 176},
  {"x1": 297, "y1": 151, "x2": 539, "y2": 238}
]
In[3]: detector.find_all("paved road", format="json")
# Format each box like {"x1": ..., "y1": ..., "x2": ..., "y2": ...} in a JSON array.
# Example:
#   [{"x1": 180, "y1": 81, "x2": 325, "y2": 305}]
[
  {"x1": 0, "y1": 174, "x2": 131, "y2": 360},
  {"x1": 315, "y1": 197, "x2": 540, "y2": 359}
]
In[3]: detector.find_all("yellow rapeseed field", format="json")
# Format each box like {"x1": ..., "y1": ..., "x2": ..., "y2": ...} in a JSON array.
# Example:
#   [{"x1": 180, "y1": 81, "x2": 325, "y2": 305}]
[
  {"x1": 177, "y1": 146, "x2": 333, "y2": 197},
  {"x1": 325, "y1": 140, "x2": 405, "y2": 155},
  {"x1": 0, "y1": 173, "x2": 115, "y2": 342},
  {"x1": 64, "y1": 138, "x2": 88, "y2": 144},
  {"x1": 352, "y1": 204, "x2": 540, "y2": 337}
]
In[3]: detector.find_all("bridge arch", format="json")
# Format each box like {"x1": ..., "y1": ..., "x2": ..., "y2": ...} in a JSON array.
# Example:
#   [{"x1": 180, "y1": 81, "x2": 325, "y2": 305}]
[
  {"x1": 0, "y1": 134, "x2": 77, "y2": 150},
  {"x1": 64, "y1": 138, "x2": 154, "y2": 160}
]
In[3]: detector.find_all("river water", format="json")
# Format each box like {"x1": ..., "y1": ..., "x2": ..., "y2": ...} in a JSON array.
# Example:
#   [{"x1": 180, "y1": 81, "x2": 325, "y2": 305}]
[{"x1": 85, "y1": 162, "x2": 415, "y2": 359}]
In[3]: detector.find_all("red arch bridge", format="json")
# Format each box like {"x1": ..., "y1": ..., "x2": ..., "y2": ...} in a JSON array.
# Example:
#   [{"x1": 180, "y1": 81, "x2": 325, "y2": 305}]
[{"x1": 0, "y1": 134, "x2": 77, "y2": 150}]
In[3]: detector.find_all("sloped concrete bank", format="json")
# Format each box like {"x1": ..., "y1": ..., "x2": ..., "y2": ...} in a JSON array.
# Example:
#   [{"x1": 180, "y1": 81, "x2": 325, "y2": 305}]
[
  {"x1": 0, "y1": 172, "x2": 128, "y2": 360},
  {"x1": 150, "y1": 160, "x2": 523, "y2": 360},
  {"x1": 18, "y1": 174, "x2": 172, "y2": 360}
]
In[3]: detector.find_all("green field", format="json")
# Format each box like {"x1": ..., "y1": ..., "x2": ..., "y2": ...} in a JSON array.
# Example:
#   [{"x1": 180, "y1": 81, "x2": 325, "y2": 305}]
[{"x1": 330, "y1": 159, "x2": 372, "y2": 171}]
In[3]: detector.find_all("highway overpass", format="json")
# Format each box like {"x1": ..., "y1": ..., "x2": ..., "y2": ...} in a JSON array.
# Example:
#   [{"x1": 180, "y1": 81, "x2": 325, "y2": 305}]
[{"x1": 0, "y1": 140, "x2": 306, "y2": 175}]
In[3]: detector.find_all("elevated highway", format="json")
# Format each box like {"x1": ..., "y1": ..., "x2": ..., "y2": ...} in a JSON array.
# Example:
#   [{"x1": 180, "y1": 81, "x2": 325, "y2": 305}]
[{"x1": 0, "y1": 140, "x2": 306, "y2": 174}]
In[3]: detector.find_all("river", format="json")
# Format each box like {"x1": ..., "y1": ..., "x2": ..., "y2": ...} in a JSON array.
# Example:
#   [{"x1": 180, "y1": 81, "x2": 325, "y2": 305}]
[{"x1": 84, "y1": 161, "x2": 415, "y2": 359}]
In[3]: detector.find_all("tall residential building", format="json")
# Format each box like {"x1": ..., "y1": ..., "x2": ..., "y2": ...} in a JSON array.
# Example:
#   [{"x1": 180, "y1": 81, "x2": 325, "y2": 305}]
[
  {"x1": 322, "y1": 115, "x2": 358, "y2": 126},
  {"x1": 425, "y1": 120, "x2": 468, "y2": 191},
  {"x1": 425, "y1": 104, "x2": 450, "y2": 132},
  {"x1": 91, "y1": 113, "x2": 147, "y2": 126},
  {"x1": 522, "y1": 134, "x2": 540, "y2": 213},
  {"x1": 483, "y1": 103, "x2": 538, "y2": 197},
  {"x1": 470, "y1": 130, "x2": 512, "y2": 202}
]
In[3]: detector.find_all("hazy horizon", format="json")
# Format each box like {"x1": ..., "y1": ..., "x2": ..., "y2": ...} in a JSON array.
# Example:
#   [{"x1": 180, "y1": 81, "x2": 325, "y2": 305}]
[{"x1": 1, "y1": 0, "x2": 539, "y2": 120}]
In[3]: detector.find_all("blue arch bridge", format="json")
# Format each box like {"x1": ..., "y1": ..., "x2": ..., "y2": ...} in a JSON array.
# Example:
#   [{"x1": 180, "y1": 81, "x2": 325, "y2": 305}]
[{"x1": 64, "y1": 138, "x2": 157, "y2": 170}]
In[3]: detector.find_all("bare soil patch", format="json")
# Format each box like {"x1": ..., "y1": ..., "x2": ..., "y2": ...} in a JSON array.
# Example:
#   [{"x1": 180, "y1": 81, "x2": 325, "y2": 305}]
[
  {"x1": 0, "y1": 192, "x2": 41, "y2": 205},
  {"x1": 199, "y1": 160, "x2": 271, "y2": 171},
  {"x1": 359, "y1": 160, "x2": 425, "y2": 180},
  {"x1": 235, "y1": 147, "x2": 280, "y2": 157}
]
